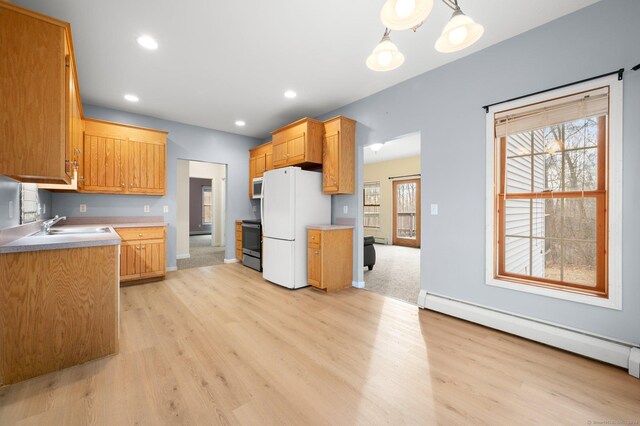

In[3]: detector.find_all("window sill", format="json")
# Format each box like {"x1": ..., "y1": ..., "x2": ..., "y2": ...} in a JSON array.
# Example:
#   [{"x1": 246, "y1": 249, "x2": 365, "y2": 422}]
[{"x1": 486, "y1": 276, "x2": 621, "y2": 310}]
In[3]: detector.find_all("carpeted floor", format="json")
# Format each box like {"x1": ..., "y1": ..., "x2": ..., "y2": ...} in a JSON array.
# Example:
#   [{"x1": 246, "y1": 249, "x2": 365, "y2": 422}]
[
  {"x1": 363, "y1": 243, "x2": 420, "y2": 305},
  {"x1": 177, "y1": 235, "x2": 226, "y2": 270}
]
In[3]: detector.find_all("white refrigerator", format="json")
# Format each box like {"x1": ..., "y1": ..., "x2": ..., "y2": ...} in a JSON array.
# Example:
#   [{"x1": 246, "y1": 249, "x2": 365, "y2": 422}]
[{"x1": 260, "y1": 167, "x2": 331, "y2": 289}]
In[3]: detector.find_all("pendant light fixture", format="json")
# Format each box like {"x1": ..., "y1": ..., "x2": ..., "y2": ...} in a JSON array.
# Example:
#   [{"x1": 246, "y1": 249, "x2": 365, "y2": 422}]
[
  {"x1": 367, "y1": 0, "x2": 484, "y2": 71},
  {"x1": 380, "y1": 0, "x2": 434, "y2": 31},
  {"x1": 435, "y1": 0, "x2": 484, "y2": 53},
  {"x1": 366, "y1": 28, "x2": 405, "y2": 72}
]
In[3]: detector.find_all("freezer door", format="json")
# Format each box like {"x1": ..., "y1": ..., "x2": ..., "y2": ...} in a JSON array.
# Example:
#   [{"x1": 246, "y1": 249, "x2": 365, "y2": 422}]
[
  {"x1": 263, "y1": 237, "x2": 295, "y2": 289},
  {"x1": 263, "y1": 167, "x2": 295, "y2": 240}
]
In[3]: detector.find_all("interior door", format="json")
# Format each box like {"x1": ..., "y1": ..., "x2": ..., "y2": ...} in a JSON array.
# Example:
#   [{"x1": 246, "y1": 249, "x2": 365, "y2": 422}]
[{"x1": 392, "y1": 179, "x2": 421, "y2": 248}]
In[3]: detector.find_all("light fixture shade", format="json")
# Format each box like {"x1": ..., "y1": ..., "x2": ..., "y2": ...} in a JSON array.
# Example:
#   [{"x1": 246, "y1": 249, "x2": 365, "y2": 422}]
[
  {"x1": 380, "y1": 0, "x2": 434, "y2": 31},
  {"x1": 366, "y1": 36, "x2": 405, "y2": 72},
  {"x1": 369, "y1": 143, "x2": 384, "y2": 152},
  {"x1": 435, "y1": 11, "x2": 484, "y2": 53}
]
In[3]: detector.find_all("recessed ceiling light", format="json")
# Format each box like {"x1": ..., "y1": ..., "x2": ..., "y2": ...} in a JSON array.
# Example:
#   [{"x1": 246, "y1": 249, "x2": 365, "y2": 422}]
[
  {"x1": 136, "y1": 35, "x2": 158, "y2": 50},
  {"x1": 124, "y1": 94, "x2": 139, "y2": 102},
  {"x1": 235, "y1": 120, "x2": 246, "y2": 127},
  {"x1": 284, "y1": 90, "x2": 297, "y2": 99}
]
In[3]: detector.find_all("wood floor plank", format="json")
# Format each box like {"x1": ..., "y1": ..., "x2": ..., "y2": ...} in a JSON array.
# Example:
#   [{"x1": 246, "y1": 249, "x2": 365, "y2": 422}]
[{"x1": 1, "y1": 263, "x2": 638, "y2": 425}]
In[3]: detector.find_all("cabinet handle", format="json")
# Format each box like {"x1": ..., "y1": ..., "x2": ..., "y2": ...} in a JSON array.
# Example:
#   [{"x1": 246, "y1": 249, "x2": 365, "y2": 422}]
[
  {"x1": 311, "y1": 236, "x2": 315, "y2": 240},
  {"x1": 136, "y1": 247, "x2": 140, "y2": 250},
  {"x1": 141, "y1": 247, "x2": 146, "y2": 250},
  {"x1": 130, "y1": 183, "x2": 133, "y2": 188},
  {"x1": 121, "y1": 183, "x2": 125, "y2": 187},
  {"x1": 314, "y1": 251, "x2": 319, "y2": 254},
  {"x1": 138, "y1": 233, "x2": 143, "y2": 237}
]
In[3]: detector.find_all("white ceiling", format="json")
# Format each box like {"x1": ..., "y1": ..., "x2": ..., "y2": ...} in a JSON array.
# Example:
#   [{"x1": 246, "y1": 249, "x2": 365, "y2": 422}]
[
  {"x1": 14, "y1": 0, "x2": 599, "y2": 138},
  {"x1": 364, "y1": 133, "x2": 421, "y2": 164}
]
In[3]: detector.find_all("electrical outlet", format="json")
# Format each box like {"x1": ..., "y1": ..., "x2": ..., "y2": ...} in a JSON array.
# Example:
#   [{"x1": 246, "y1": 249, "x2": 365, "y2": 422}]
[
  {"x1": 79, "y1": 204, "x2": 87, "y2": 213},
  {"x1": 430, "y1": 204, "x2": 438, "y2": 215},
  {"x1": 343, "y1": 205, "x2": 348, "y2": 214},
  {"x1": 144, "y1": 205, "x2": 150, "y2": 213},
  {"x1": 252, "y1": 205, "x2": 256, "y2": 212},
  {"x1": 163, "y1": 205, "x2": 169, "y2": 213},
  {"x1": 8, "y1": 201, "x2": 14, "y2": 219}
]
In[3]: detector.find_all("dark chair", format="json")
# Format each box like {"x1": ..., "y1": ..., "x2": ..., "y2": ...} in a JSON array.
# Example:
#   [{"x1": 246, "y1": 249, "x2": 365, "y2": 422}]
[{"x1": 364, "y1": 236, "x2": 376, "y2": 270}]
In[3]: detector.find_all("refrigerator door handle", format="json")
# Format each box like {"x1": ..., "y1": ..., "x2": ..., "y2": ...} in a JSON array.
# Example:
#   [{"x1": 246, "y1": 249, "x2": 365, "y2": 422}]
[{"x1": 260, "y1": 176, "x2": 265, "y2": 226}]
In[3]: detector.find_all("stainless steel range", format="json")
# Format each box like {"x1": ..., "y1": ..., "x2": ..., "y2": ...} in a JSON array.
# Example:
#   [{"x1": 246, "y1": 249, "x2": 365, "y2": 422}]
[{"x1": 241, "y1": 220, "x2": 262, "y2": 272}]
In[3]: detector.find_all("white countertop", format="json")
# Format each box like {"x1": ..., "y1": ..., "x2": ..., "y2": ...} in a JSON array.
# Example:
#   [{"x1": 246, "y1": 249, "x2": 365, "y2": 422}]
[
  {"x1": 0, "y1": 225, "x2": 121, "y2": 254},
  {"x1": 307, "y1": 225, "x2": 354, "y2": 231}
]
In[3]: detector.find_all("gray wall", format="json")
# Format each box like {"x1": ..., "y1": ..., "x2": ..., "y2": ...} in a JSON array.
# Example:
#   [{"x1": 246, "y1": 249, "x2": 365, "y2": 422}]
[
  {"x1": 0, "y1": 176, "x2": 52, "y2": 229},
  {"x1": 51, "y1": 104, "x2": 261, "y2": 266},
  {"x1": 319, "y1": 0, "x2": 640, "y2": 344}
]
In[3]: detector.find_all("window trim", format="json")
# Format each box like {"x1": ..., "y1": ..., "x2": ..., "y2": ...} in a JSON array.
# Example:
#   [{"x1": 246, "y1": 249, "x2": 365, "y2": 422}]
[
  {"x1": 363, "y1": 181, "x2": 381, "y2": 229},
  {"x1": 485, "y1": 74, "x2": 622, "y2": 310},
  {"x1": 202, "y1": 185, "x2": 212, "y2": 225}
]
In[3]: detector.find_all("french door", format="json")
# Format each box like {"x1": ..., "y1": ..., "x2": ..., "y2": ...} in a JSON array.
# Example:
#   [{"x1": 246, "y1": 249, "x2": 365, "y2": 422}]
[{"x1": 392, "y1": 179, "x2": 420, "y2": 248}]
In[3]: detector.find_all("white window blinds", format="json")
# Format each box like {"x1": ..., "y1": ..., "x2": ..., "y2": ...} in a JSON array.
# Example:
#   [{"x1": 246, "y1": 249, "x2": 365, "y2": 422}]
[{"x1": 494, "y1": 87, "x2": 609, "y2": 138}]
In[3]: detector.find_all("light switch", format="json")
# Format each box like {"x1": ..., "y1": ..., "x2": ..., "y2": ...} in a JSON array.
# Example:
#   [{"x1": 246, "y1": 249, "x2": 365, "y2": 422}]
[
  {"x1": 343, "y1": 205, "x2": 348, "y2": 214},
  {"x1": 144, "y1": 205, "x2": 150, "y2": 213},
  {"x1": 79, "y1": 203, "x2": 87, "y2": 213},
  {"x1": 163, "y1": 205, "x2": 169, "y2": 213},
  {"x1": 430, "y1": 204, "x2": 438, "y2": 215},
  {"x1": 252, "y1": 205, "x2": 256, "y2": 212}
]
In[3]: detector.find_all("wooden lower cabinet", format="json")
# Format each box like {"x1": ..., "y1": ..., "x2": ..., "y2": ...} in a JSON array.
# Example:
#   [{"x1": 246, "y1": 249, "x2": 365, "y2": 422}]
[
  {"x1": 307, "y1": 227, "x2": 353, "y2": 292},
  {"x1": 115, "y1": 226, "x2": 166, "y2": 284},
  {"x1": 236, "y1": 220, "x2": 243, "y2": 260},
  {"x1": 0, "y1": 245, "x2": 119, "y2": 385}
]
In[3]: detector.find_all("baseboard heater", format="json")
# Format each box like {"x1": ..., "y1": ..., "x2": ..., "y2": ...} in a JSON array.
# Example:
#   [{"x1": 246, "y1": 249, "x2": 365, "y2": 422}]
[
  {"x1": 418, "y1": 290, "x2": 640, "y2": 378},
  {"x1": 373, "y1": 237, "x2": 388, "y2": 244}
]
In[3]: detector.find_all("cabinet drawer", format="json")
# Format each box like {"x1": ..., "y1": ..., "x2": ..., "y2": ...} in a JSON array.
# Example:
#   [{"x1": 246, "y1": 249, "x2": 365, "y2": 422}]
[
  {"x1": 116, "y1": 226, "x2": 165, "y2": 241},
  {"x1": 308, "y1": 230, "x2": 321, "y2": 248}
]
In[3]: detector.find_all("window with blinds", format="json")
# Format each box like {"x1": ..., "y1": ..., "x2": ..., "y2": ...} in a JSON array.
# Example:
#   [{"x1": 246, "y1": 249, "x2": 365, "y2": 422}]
[
  {"x1": 363, "y1": 182, "x2": 381, "y2": 228},
  {"x1": 492, "y1": 86, "x2": 610, "y2": 297}
]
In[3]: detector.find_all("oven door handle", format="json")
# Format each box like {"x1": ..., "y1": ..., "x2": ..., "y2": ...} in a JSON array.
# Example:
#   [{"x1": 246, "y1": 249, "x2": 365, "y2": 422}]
[{"x1": 242, "y1": 223, "x2": 261, "y2": 229}]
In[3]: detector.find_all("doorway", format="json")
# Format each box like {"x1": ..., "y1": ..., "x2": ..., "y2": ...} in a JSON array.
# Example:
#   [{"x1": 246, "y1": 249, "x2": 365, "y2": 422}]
[
  {"x1": 362, "y1": 133, "x2": 421, "y2": 305},
  {"x1": 392, "y1": 178, "x2": 420, "y2": 248},
  {"x1": 176, "y1": 159, "x2": 227, "y2": 270}
]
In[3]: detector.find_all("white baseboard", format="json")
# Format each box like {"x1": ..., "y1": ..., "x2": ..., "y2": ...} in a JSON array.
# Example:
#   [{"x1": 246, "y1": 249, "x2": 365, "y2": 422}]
[
  {"x1": 352, "y1": 281, "x2": 365, "y2": 288},
  {"x1": 166, "y1": 266, "x2": 177, "y2": 272},
  {"x1": 176, "y1": 254, "x2": 190, "y2": 259},
  {"x1": 224, "y1": 258, "x2": 240, "y2": 264},
  {"x1": 419, "y1": 290, "x2": 639, "y2": 378}
]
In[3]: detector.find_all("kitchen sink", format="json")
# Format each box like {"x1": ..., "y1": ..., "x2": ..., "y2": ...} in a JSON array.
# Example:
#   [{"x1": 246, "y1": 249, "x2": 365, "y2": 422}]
[{"x1": 36, "y1": 227, "x2": 111, "y2": 235}]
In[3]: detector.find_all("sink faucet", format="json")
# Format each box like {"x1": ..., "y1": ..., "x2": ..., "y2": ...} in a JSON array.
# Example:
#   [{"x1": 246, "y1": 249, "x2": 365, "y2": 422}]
[{"x1": 42, "y1": 215, "x2": 67, "y2": 234}]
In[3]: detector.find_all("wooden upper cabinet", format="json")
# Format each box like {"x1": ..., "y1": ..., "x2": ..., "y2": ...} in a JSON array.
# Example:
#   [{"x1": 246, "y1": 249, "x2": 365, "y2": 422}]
[
  {"x1": 82, "y1": 119, "x2": 167, "y2": 195},
  {"x1": 322, "y1": 116, "x2": 356, "y2": 194},
  {"x1": 248, "y1": 141, "x2": 272, "y2": 198},
  {"x1": 0, "y1": 3, "x2": 75, "y2": 184},
  {"x1": 271, "y1": 118, "x2": 324, "y2": 169}
]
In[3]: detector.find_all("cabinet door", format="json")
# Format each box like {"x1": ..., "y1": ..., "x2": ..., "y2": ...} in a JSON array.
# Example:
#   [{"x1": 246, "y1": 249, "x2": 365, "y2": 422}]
[
  {"x1": 322, "y1": 131, "x2": 340, "y2": 193},
  {"x1": 307, "y1": 247, "x2": 323, "y2": 288},
  {"x1": 83, "y1": 134, "x2": 127, "y2": 193},
  {"x1": 265, "y1": 151, "x2": 273, "y2": 171},
  {"x1": 249, "y1": 156, "x2": 256, "y2": 198},
  {"x1": 140, "y1": 240, "x2": 166, "y2": 278},
  {"x1": 255, "y1": 154, "x2": 267, "y2": 178},
  {"x1": 272, "y1": 140, "x2": 288, "y2": 168},
  {"x1": 128, "y1": 140, "x2": 165, "y2": 195},
  {"x1": 120, "y1": 242, "x2": 141, "y2": 281},
  {"x1": 287, "y1": 133, "x2": 306, "y2": 164}
]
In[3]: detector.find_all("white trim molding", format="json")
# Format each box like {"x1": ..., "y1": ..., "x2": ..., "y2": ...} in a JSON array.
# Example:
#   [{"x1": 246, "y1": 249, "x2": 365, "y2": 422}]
[
  {"x1": 485, "y1": 74, "x2": 623, "y2": 310},
  {"x1": 419, "y1": 291, "x2": 639, "y2": 378},
  {"x1": 223, "y1": 258, "x2": 240, "y2": 264},
  {"x1": 352, "y1": 281, "x2": 365, "y2": 288},
  {"x1": 176, "y1": 253, "x2": 191, "y2": 260},
  {"x1": 166, "y1": 266, "x2": 178, "y2": 272}
]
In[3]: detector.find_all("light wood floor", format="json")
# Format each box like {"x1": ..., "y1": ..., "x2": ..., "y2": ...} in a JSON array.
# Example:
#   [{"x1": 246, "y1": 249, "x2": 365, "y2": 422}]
[{"x1": 1, "y1": 263, "x2": 639, "y2": 425}]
